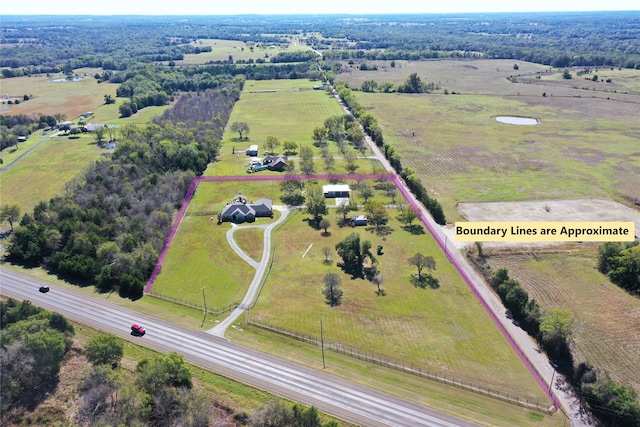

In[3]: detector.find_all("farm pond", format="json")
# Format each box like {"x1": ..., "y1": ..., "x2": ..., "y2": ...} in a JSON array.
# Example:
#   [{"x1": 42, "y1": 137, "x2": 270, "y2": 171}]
[{"x1": 495, "y1": 116, "x2": 538, "y2": 125}]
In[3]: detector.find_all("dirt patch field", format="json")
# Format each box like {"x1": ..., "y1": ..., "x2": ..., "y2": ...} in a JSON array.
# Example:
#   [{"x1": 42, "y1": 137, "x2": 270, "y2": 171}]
[
  {"x1": 458, "y1": 198, "x2": 640, "y2": 237},
  {"x1": 447, "y1": 198, "x2": 640, "y2": 250}
]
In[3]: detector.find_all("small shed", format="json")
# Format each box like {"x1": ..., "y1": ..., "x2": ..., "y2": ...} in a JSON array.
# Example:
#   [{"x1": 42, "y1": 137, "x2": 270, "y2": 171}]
[
  {"x1": 246, "y1": 145, "x2": 259, "y2": 156},
  {"x1": 353, "y1": 215, "x2": 368, "y2": 226}
]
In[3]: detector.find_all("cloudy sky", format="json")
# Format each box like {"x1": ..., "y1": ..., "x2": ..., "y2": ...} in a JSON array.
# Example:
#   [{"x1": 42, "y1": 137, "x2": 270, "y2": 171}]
[{"x1": 3, "y1": 0, "x2": 638, "y2": 15}]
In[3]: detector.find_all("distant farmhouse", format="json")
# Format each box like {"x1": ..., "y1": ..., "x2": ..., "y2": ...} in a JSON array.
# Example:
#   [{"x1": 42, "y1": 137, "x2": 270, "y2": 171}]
[
  {"x1": 247, "y1": 154, "x2": 288, "y2": 173},
  {"x1": 220, "y1": 193, "x2": 273, "y2": 224}
]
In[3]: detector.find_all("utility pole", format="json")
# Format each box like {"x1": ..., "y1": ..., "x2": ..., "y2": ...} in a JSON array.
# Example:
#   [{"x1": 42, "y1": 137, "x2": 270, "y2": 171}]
[
  {"x1": 320, "y1": 319, "x2": 326, "y2": 369},
  {"x1": 201, "y1": 287, "x2": 207, "y2": 327},
  {"x1": 549, "y1": 364, "x2": 557, "y2": 393}
]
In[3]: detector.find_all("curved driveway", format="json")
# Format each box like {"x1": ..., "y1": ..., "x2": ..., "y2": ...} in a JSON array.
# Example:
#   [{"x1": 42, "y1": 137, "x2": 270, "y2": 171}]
[{"x1": 209, "y1": 205, "x2": 291, "y2": 336}]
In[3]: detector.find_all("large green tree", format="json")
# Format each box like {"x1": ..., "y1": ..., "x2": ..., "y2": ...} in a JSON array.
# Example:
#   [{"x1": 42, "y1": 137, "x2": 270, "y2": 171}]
[
  {"x1": 230, "y1": 121, "x2": 250, "y2": 140},
  {"x1": 85, "y1": 333, "x2": 124, "y2": 366},
  {"x1": 265, "y1": 135, "x2": 281, "y2": 154},
  {"x1": 364, "y1": 200, "x2": 388, "y2": 232},
  {"x1": 335, "y1": 233, "x2": 376, "y2": 277},
  {"x1": 323, "y1": 272, "x2": 343, "y2": 307},
  {"x1": 305, "y1": 185, "x2": 327, "y2": 223},
  {"x1": 0, "y1": 204, "x2": 20, "y2": 231},
  {"x1": 299, "y1": 145, "x2": 316, "y2": 175}
]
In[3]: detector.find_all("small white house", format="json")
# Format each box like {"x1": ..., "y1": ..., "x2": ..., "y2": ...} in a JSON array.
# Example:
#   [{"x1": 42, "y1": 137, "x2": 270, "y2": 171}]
[
  {"x1": 246, "y1": 145, "x2": 259, "y2": 156},
  {"x1": 323, "y1": 184, "x2": 351, "y2": 198}
]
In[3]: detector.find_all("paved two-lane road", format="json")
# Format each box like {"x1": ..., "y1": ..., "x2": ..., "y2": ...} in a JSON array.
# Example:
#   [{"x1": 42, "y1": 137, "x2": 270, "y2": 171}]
[{"x1": 1, "y1": 267, "x2": 481, "y2": 427}]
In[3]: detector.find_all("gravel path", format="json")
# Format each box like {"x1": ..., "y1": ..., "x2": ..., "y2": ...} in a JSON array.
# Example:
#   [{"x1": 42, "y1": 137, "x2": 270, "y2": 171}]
[{"x1": 208, "y1": 205, "x2": 291, "y2": 336}]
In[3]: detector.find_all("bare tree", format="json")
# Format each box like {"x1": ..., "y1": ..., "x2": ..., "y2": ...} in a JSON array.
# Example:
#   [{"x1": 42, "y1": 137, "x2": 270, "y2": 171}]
[{"x1": 322, "y1": 247, "x2": 332, "y2": 264}]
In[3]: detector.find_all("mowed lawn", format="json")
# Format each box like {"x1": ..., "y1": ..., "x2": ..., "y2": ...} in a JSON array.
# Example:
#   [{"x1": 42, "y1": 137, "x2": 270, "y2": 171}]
[
  {"x1": 488, "y1": 252, "x2": 640, "y2": 395},
  {"x1": 336, "y1": 60, "x2": 640, "y2": 222},
  {"x1": 150, "y1": 181, "x2": 284, "y2": 308}
]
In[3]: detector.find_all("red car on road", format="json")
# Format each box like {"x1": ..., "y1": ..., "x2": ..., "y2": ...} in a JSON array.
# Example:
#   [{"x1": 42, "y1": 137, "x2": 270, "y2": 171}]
[{"x1": 131, "y1": 324, "x2": 146, "y2": 336}]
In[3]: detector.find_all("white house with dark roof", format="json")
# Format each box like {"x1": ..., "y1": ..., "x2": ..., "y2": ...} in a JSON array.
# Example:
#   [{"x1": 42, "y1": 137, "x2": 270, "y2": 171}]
[{"x1": 323, "y1": 184, "x2": 351, "y2": 198}]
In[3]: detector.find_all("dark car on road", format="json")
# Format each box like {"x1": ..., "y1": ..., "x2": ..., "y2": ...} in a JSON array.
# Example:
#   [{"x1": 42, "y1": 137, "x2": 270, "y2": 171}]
[
  {"x1": 131, "y1": 323, "x2": 146, "y2": 336},
  {"x1": 39, "y1": 286, "x2": 50, "y2": 293}
]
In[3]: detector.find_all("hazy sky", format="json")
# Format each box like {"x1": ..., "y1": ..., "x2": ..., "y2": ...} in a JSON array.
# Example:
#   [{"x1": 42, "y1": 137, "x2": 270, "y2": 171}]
[{"x1": 2, "y1": 0, "x2": 638, "y2": 15}]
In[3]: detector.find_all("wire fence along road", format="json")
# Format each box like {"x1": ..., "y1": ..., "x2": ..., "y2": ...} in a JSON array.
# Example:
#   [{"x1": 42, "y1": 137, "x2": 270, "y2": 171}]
[
  {"x1": 248, "y1": 318, "x2": 556, "y2": 414},
  {"x1": 1, "y1": 269, "x2": 483, "y2": 427},
  {"x1": 142, "y1": 167, "x2": 581, "y2": 423}
]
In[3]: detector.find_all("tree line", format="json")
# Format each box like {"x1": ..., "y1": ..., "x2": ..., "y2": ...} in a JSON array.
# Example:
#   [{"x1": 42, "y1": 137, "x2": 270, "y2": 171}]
[
  {"x1": 330, "y1": 83, "x2": 446, "y2": 225},
  {"x1": 485, "y1": 266, "x2": 640, "y2": 426},
  {"x1": 6, "y1": 84, "x2": 241, "y2": 297},
  {"x1": 598, "y1": 242, "x2": 640, "y2": 295},
  {"x1": 3, "y1": 13, "x2": 637, "y2": 82}
]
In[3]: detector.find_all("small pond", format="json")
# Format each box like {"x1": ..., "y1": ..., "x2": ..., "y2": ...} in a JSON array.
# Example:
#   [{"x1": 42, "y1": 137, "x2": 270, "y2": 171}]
[
  {"x1": 495, "y1": 116, "x2": 538, "y2": 125},
  {"x1": 48, "y1": 77, "x2": 84, "y2": 82}
]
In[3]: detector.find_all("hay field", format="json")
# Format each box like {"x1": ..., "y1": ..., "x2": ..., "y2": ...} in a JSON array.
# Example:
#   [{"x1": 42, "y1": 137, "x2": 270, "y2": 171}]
[
  {"x1": 0, "y1": 68, "x2": 119, "y2": 119},
  {"x1": 487, "y1": 252, "x2": 640, "y2": 395},
  {"x1": 174, "y1": 37, "x2": 313, "y2": 65},
  {"x1": 336, "y1": 60, "x2": 640, "y2": 222}
]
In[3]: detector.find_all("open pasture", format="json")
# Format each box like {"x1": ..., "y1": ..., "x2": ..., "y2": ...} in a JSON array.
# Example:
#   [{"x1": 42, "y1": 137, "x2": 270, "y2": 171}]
[
  {"x1": 0, "y1": 68, "x2": 119, "y2": 120},
  {"x1": 334, "y1": 61, "x2": 640, "y2": 221},
  {"x1": 249, "y1": 207, "x2": 547, "y2": 401},
  {"x1": 487, "y1": 252, "x2": 640, "y2": 395},
  {"x1": 206, "y1": 78, "x2": 364, "y2": 176},
  {"x1": 223, "y1": 79, "x2": 344, "y2": 144},
  {"x1": 175, "y1": 37, "x2": 313, "y2": 65},
  {"x1": 0, "y1": 135, "x2": 104, "y2": 213}
]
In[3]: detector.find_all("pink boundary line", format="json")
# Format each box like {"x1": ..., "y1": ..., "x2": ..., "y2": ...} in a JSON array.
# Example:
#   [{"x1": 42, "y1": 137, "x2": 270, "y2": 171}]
[
  {"x1": 144, "y1": 172, "x2": 558, "y2": 409},
  {"x1": 144, "y1": 173, "x2": 394, "y2": 294},
  {"x1": 390, "y1": 175, "x2": 559, "y2": 409}
]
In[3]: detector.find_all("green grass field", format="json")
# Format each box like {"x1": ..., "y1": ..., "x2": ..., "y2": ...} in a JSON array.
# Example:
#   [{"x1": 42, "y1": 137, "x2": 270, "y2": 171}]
[
  {"x1": 175, "y1": 37, "x2": 313, "y2": 65},
  {"x1": 206, "y1": 78, "x2": 368, "y2": 176},
  {"x1": 335, "y1": 60, "x2": 640, "y2": 222},
  {"x1": 249, "y1": 208, "x2": 546, "y2": 400},
  {"x1": 0, "y1": 135, "x2": 104, "y2": 213}
]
